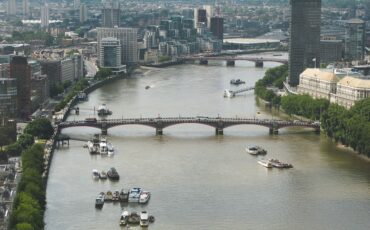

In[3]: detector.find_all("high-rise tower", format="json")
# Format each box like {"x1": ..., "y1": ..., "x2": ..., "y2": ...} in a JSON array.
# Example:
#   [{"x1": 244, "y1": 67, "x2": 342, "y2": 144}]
[{"x1": 288, "y1": 0, "x2": 321, "y2": 87}]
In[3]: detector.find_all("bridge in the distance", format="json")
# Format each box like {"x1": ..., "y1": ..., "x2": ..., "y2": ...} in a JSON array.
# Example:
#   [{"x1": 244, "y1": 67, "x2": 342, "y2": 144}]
[
  {"x1": 177, "y1": 56, "x2": 288, "y2": 67},
  {"x1": 58, "y1": 116, "x2": 320, "y2": 135}
]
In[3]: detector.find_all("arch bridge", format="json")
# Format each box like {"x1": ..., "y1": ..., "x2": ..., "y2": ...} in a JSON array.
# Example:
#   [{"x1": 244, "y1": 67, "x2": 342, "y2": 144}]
[
  {"x1": 58, "y1": 116, "x2": 320, "y2": 135},
  {"x1": 177, "y1": 56, "x2": 288, "y2": 67}
]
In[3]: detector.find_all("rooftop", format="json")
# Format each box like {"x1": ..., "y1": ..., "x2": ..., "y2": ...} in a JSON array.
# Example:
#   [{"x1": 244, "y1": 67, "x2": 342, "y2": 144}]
[
  {"x1": 338, "y1": 76, "x2": 370, "y2": 89},
  {"x1": 300, "y1": 68, "x2": 339, "y2": 82}
]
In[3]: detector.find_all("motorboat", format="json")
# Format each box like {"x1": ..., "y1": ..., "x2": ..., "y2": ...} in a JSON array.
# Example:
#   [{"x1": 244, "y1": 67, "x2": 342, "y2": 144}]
[
  {"x1": 97, "y1": 104, "x2": 112, "y2": 116},
  {"x1": 128, "y1": 187, "x2": 142, "y2": 203},
  {"x1": 105, "y1": 191, "x2": 113, "y2": 201},
  {"x1": 99, "y1": 137, "x2": 108, "y2": 155},
  {"x1": 119, "y1": 189, "x2": 129, "y2": 202},
  {"x1": 127, "y1": 211, "x2": 140, "y2": 224},
  {"x1": 269, "y1": 159, "x2": 293, "y2": 168},
  {"x1": 246, "y1": 146, "x2": 267, "y2": 155},
  {"x1": 107, "y1": 167, "x2": 120, "y2": 180},
  {"x1": 258, "y1": 159, "x2": 273, "y2": 168},
  {"x1": 145, "y1": 85, "x2": 150, "y2": 89},
  {"x1": 107, "y1": 143, "x2": 114, "y2": 155},
  {"x1": 112, "y1": 190, "x2": 120, "y2": 201},
  {"x1": 92, "y1": 169, "x2": 100, "y2": 179},
  {"x1": 87, "y1": 139, "x2": 100, "y2": 154},
  {"x1": 139, "y1": 191, "x2": 151, "y2": 204},
  {"x1": 224, "y1": 89, "x2": 232, "y2": 98},
  {"x1": 95, "y1": 193, "x2": 104, "y2": 208},
  {"x1": 140, "y1": 211, "x2": 149, "y2": 227},
  {"x1": 99, "y1": 171, "x2": 107, "y2": 179},
  {"x1": 230, "y1": 79, "x2": 245, "y2": 85},
  {"x1": 119, "y1": 210, "x2": 129, "y2": 226}
]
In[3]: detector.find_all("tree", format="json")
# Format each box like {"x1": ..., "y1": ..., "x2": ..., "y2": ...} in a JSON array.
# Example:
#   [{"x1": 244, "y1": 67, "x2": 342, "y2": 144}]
[
  {"x1": 17, "y1": 134, "x2": 34, "y2": 149},
  {"x1": 15, "y1": 223, "x2": 34, "y2": 230},
  {"x1": 24, "y1": 118, "x2": 54, "y2": 139},
  {"x1": 95, "y1": 68, "x2": 112, "y2": 80}
]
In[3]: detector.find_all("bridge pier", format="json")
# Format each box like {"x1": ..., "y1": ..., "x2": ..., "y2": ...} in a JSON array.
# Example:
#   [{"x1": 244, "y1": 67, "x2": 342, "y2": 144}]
[
  {"x1": 215, "y1": 128, "x2": 224, "y2": 135},
  {"x1": 101, "y1": 123, "x2": 108, "y2": 135},
  {"x1": 156, "y1": 128, "x2": 163, "y2": 135},
  {"x1": 315, "y1": 127, "x2": 320, "y2": 134},
  {"x1": 199, "y1": 59, "x2": 208, "y2": 65},
  {"x1": 269, "y1": 127, "x2": 279, "y2": 135},
  {"x1": 226, "y1": 60, "x2": 235, "y2": 66},
  {"x1": 255, "y1": 60, "x2": 264, "y2": 68}
]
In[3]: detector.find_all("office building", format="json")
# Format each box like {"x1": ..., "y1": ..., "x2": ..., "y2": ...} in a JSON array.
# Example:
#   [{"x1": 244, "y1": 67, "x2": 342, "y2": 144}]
[
  {"x1": 74, "y1": 0, "x2": 80, "y2": 9},
  {"x1": 288, "y1": 0, "x2": 321, "y2": 86},
  {"x1": 7, "y1": 0, "x2": 16, "y2": 15},
  {"x1": 345, "y1": 19, "x2": 366, "y2": 61},
  {"x1": 99, "y1": 37, "x2": 125, "y2": 73},
  {"x1": 23, "y1": 0, "x2": 29, "y2": 17},
  {"x1": 0, "y1": 63, "x2": 17, "y2": 120},
  {"x1": 335, "y1": 77, "x2": 370, "y2": 108},
  {"x1": 204, "y1": 5, "x2": 214, "y2": 29},
  {"x1": 320, "y1": 40, "x2": 343, "y2": 64},
  {"x1": 10, "y1": 56, "x2": 31, "y2": 120},
  {"x1": 97, "y1": 27, "x2": 138, "y2": 64},
  {"x1": 41, "y1": 4, "x2": 50, "y2": 28},
  {"x1": 195, "y1": 8, "x2": 207, "y2": 28},
  {"x1": 80, "y1": 3, "x2": 87, "y2": 23},
  {"x1": 102, "y1": 2, "x2": 120, "y2": 28},
  {"x1": 210, "y1": 17, "x2": 224, "y2": 40}
]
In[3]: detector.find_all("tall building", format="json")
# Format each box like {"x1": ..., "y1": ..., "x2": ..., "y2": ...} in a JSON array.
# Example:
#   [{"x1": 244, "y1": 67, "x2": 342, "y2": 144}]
[
  {"x1": 80, "y1": 3, "x2": 87, "y2": 23},
  {"x1": 74, "y1": 0, "x2": 80, "y2": 9},
  {"x1": 99, "y1": 37, "x2": 125, "y2": 74},
  {"x1": 23, "y1": 0, "x2": 29, "y2": 17},
  {"x1": 204, "y1": 5, "x2": 214, "y2": 29},
  {"x1": 288, "y1": 0, "x2": 321, "y2": 87},
  {"x1": 345, "y1": 19, "x2": 365, "y2": 61},
  {"x1": 41, "y1": 4, "x2": 50, "y2": 28},
  {"x1": 0, "y1": 63, "x2": 17, "y2": 120},
  {"x1": 7, "y1": 0, "x2": 16, "y2": 15},
  {"x1": 195, "y1": 8, "x2": 207, "y2": 28},
  {"x1": 10, "y1": 56, "x2": 31, "y2": 120},
  {"x1": 97, "y1": 27, "x2": 138, "y2": 64},
  {"x1": 102, "y1": 2, "x2": 120, "y2": 28},
  {"x1": 210, "y1": 17, "x2": 224, "y2": 40}
]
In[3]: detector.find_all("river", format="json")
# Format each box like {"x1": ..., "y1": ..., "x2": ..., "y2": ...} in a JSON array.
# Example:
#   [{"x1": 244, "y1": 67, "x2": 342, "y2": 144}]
[{"x1": 44, "y1": 52, "x2": 370, "y2": 230}]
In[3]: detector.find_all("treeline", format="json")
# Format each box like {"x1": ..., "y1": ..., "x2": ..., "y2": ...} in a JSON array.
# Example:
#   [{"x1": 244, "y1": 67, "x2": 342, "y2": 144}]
[
  {"x1": 281, "y1": 94, "x2": 330, "y2": 120},
  {"x1": 0, "y1": 118, "x2": 53, "y2": 161},
  {"x1": 9, "y1": 144, "x2": 46, "y2": 230},
  {"x1": 321, "y1": 99, "x2": 370, "y2": 156},
  {"x1": 54, "y1": 79, "x2": 89, "y2": 112},
  {"x1": 254, "y1": 64, "x2": 287, "y2": 107}
]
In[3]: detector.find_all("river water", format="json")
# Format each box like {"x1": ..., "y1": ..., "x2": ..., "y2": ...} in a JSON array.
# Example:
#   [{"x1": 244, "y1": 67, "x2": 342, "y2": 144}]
[{"x1": 45, "y1": 53, "x2": 370, "y2": 230}]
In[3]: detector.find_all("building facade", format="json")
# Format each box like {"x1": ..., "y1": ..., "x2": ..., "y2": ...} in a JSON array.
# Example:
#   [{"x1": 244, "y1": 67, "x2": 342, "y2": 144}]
[
  {"x1": 210, "y1": 17, "x2": 224, "y2": 40},
  {"x1": 99, "y1": 37, "x2": 125, "y2": 74},
  {"x1": 97, "y1": 27, "x2": 138, "y2": 64},
  {"x1": 41, "y1": 4, "x2": 49, "y2": 28},
  {"x1": 320, "y1": 40, "x2": 343, "y2": 64},
  {"x1": 344, "y1": 19, "x2": 366, "y2": 61},
  {"x1": 297, "y1": 68, "x2": 339, "y2": 100},
  {"x1": 289, "y1": 0, "x2": 321, "y2": 86},
  {"x1": 102, "y1": 2, "x2": 120, "y2": 28},
  {"x1": 80, "y1": 3, "x2": 87, "y2": 23},
  {"x1": 0, "y1": 63, "x2": 17, "y2": 120},
  {"x1": 10, "y1": 56, "x2": 31, "y2": 120},
  {"x1": 7, "y1": 0, "x2": 16, "y2": 15},
  {"x1": 335, "y1": 77, "x2": 370, "y2": 108}
]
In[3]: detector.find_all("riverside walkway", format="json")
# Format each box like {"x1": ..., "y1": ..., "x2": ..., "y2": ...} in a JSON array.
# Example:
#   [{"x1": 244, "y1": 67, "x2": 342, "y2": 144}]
[{"x1": 58, "y1": 116, "x2": 320, "y2": 135}]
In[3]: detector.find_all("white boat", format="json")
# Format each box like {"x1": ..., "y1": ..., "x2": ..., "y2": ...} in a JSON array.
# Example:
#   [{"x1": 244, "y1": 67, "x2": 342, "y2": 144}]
[
  {"x1": 107, "y1": 143, "x2": 114, "y2": 155},
  {"x1": 258, "y1": 159, "x2": 273, "y2": 168},
  {"x1": 139, "y1": 191, "x2": 151, "y2": 204},
  {"x1": 105, "y1": 191, "x2": 113, "y2": 201},
  {"x1": 87, "y1": 138, "x2": 100, "y2": 154},
  {"x1": 95, "y1": 193, "x2": 104, "y2": 208},
  {"x1": 140, "y1": 211, "x2": 149, "y2": 227},
  {"x1": 97, "y1": 104, "x2": 112, "y2": 116},
  {"x1": 99, "y1": 137, "x2": 108, "y2": 155},
  {"x1": 246, "y1": 146, "x2": 267, "y2": 155},
  {"x1": 99, "y1": 171, "x2": 107, "y2": 179},
  {"x1": 92, "y1": 169, "x2": 100, "y2": 179},
  {"x1": 112, "y1": 190, "x2": 120, "y2": 201},
  {"x1": 224, "y1": 89, "x2": 232, "y2": 98},
  {"x1": 128, "y1": 187, "x2": 142, "y2": 203},
  {"x1": 120, "y1": 210, "x2": 129, "y2": 226}
]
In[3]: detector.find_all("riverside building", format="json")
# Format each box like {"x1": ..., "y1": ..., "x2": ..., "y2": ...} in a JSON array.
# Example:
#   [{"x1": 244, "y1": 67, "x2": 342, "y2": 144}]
[
  {"x1": 297, "y1": 68, "x2": 370, "y2": 108},
  {"x1": 288, "y1": 0, "x2": 321, "y2": 86}
]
